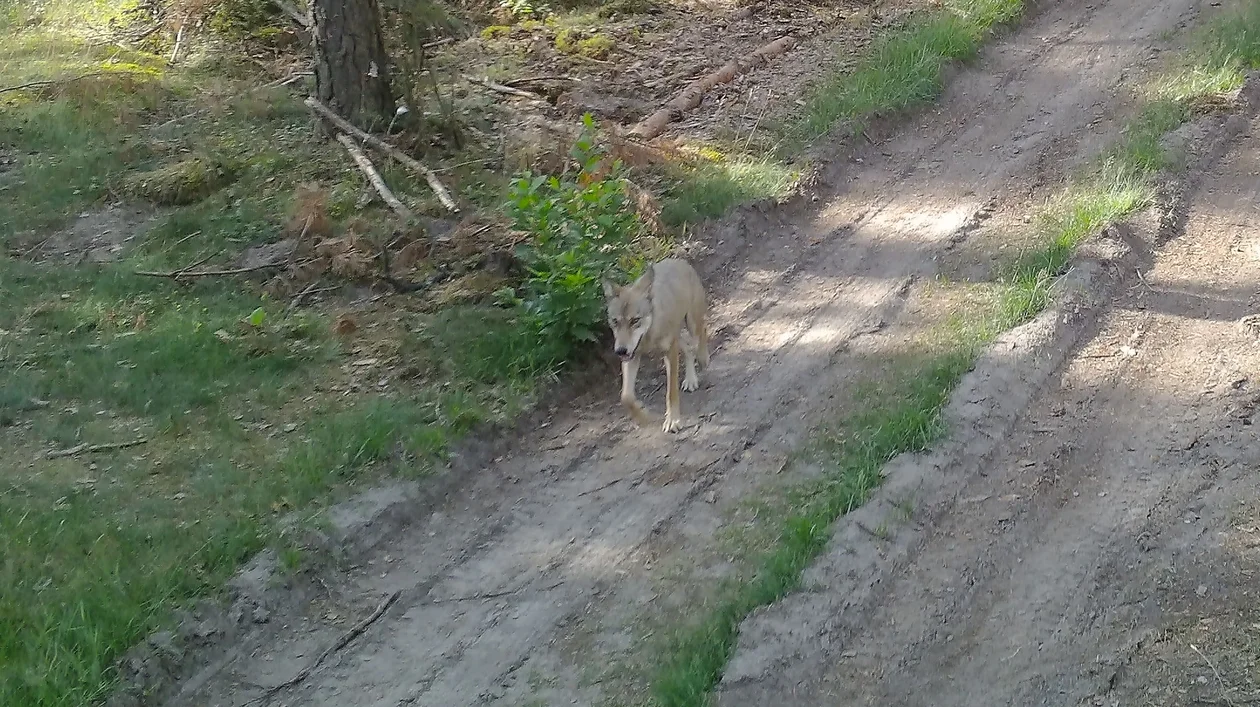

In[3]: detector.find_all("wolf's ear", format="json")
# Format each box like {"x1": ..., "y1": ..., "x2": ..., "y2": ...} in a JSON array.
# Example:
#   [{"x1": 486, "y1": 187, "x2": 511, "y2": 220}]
[
  {"x1": 637, "y1": 264, "x2": 655, "y2": 288},
  {"x1": 601, "y1": 279, "x2": 618, "y2": 300}
]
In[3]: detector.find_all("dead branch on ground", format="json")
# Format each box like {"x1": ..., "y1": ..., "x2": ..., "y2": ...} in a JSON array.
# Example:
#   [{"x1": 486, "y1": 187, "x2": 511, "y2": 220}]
[
  {"x1": 0, "y1": 71, "x2": 143, "y2": 95},
  {"x1": 285, "y1": 282, "x2": 337, "y2": 314},
  {"x1": 629, "y1": 35, "x2": 796, "y2": 140},
  {"x1": 151, "y1": 70, "x2": 313, "y2": 132},
  {"x1": 46, "y1": 438, "x2": 149, "y2": 460},
  {"x1": 246, "y1": 590, "x2": 401, "y2": 706},
  {"x1": 135, "y1": 259, "x2": 285, "y2": 279},
  {"x1": 503, "y1": 75, "x2": 575, "y2": 87},
  {"x1": 304, "y1": 97, "x2": 459, "y2": 214},
  {"x1": 335, "y1": 134, "x2": 416, "y2": 223},
  {"x1": 464, "y1": 74, "x2": 545, "y2": 101},
  {"x1": 168, "y1": 20, "x2": 186, "y2": 65}
]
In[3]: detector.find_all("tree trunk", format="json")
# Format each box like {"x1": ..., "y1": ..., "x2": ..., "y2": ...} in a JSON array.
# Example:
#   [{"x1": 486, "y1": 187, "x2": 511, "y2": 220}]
[{"x1": 312, "y1": 0, "x2": 395, "y2": 131}]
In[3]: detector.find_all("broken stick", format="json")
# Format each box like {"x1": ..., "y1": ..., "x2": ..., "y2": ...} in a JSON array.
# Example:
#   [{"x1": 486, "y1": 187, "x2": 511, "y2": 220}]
[
  {"x1": 247, "y1": 590, "x2": 401, "y2": 706},
  {"x1": 46, "y1": 438, "x2": 149, "y2": 460},
  {"x1": 0, "y1": 71, "x2": 114, "y2": 95},
  {"x1": 336, "y1": 133, "x2": 416, "y2": 223},
  {"x1": 503, "y1": 74, "x2": 575, "y2": 87},
  {"x1": 135, "y1": 260, "x2": 283, "y2": 279},
  {"x1": 464, "y1": 74, "x2": 545, "y2": 101},
  {"x1": 629, "y1": 35, "x2": 796, "y2": 140},
  {"x1": 304, "y1": 97, "x2": 459, "y2": 214}
]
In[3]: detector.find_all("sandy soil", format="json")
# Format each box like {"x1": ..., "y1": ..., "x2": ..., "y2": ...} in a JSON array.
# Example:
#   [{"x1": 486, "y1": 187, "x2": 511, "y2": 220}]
[{"x1": 139, "y1": 0, "x2": 1260, "y2": 704}]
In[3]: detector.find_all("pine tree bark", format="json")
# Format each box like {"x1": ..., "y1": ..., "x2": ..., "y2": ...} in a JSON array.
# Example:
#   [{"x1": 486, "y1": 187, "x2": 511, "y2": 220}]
[{"x1": 312, "y1": 0, "x2": 395, "y2": 131}]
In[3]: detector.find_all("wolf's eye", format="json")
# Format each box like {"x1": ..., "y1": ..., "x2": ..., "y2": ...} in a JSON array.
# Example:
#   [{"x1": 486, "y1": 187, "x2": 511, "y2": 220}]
[{"x1": 630, "y1": 318, "x2": 641, "y2": 326}]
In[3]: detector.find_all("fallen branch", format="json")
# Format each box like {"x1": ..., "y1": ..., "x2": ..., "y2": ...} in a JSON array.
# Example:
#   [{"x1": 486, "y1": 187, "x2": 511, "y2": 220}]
[
  {"x1": 167, "y1": 230, "x2": 202, "y2": 251},
  {"x1": 629, "y1": 35, "x2": 796, "y2": 140},
  {"x1": 577, "y1": 472, "x2": 645, "y2": 497},
  {"x1": 135, "y1": 260, "x2": 283, "y2": 279},
  {"x1": 432, "y1": 157, "x2": 497, "y2": 173},
  {"x1": 168, "y1": 20, "x2": 186, "y2": 65},
  {"x1": 0, "y1": 71, "x2": 113, "y2": 95},
  {"x1": 247, "y1": 590, "x2": 401, "y2": 706},
  {"x1": 46, "y1": 438, "x2": 149, "y2": 460},
  {"x1": 263, "y1": 71, "x2": 313, "y2": 89},
  {"x1": 304, "y1": 97, "x2": 459, "y2": 214},
  {"x1": 502, "y1": 74, "x2": 574, "y2": 87},
  {"x1": 20, "y1": 234, "x2": 55, "y2": 259},
  {"x1": 335, "y1": 133, "x2": 416, "y2": 223},
  {"x1": 284, "y1": 282, "x2": 337, "y2": 314},
  {"x1": 271, "y1": 0, "x2": 311, "y2": 28},
  {"x1": 124, "y1": 22, "x2": 165, "y2": 46},
  {"x1": 465, "y1": 74, "x2": 544, "y2": 101},
  {"x1": 169, "y1": 251, "x2": 216, "y2": 276},
  {"x1": 1190, "y1": 643, "x2": 1237, "y2": 707}
]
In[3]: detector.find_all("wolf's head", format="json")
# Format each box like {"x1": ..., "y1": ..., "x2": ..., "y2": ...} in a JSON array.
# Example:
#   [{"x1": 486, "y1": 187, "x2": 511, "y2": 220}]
[{"x1": 602, "y1": 267, "x2": 653, "y2": 362}]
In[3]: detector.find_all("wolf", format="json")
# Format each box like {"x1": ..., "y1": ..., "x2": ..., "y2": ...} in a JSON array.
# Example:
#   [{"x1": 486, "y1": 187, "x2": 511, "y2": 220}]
[{"x1": 602, "y1": 258, "x2": 710, "y2": 433}]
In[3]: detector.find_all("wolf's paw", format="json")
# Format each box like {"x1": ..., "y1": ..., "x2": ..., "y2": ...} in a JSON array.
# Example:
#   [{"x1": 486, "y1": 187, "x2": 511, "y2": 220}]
[{"x1": 662, "y1": 414, "x2": 683, "y2": 433}]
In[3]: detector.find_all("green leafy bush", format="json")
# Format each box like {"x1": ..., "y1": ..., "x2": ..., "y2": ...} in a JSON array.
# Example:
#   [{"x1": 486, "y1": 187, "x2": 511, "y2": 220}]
[{"x1": 501, "y1": 115, "x2": 646, "y2": 374}]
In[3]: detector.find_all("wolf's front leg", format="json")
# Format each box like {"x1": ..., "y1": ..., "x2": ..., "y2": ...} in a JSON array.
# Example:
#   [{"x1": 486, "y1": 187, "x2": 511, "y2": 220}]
[
  {"x1": 662, "y1": 342, "x2": 683, "y2": 433},
  {"x1": 620, "y1": 357, "x2": 655, "y2": 427}
]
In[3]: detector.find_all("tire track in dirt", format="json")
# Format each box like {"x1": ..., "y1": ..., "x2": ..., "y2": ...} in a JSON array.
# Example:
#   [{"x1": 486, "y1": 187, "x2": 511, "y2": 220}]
[
  {"x1": 716, "y1": 109, "x2": 1260, "y2": 707},
  {"x1": 169, "y1": 0, "x2": 1214, "y2": 703}
]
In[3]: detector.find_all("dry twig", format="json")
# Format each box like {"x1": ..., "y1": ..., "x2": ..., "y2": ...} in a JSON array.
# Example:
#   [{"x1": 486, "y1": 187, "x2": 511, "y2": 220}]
[
  {"x1": 1190, "y1": 643, "x2": 1237, "y2": 707},
  {"x1": 284, "y1": 282, "x2": 337, "y2": 314},
  {"x1": 135, "y1": 259, "x2": 283, "y2": 279},
  {"x1": 464, "y1": 74, "x2": 544, "y2": 101},
  {"x1": 246, "y1": 590, "x2": 401, "y2": 706},
  {"x1": 630, "y1": 36, "x2": 796, "y2": 140},
  {"x1": 0, "y1": 71, "x2": 120, "y2": 95},
  {"x1": 304, "y1": 97, "x2": 459, "y2": 214},
  {"x1": 46, "y1": 438, "x2": 149, "y2": 460},
  {"x1": 335, "y1": 134, "x2": 415, "y2": 222},
  {"x1": 168, "y1": 20, "x2": 187, "y2": 65},
  {"x1": 503, "y1": 74, "x2": 575, "y2": 87}
]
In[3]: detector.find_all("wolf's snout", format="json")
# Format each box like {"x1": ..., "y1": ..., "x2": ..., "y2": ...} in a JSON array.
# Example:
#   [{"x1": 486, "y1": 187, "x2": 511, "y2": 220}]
[{"x1": 614, "y1": 345, "x2": 629, "y2": 357}]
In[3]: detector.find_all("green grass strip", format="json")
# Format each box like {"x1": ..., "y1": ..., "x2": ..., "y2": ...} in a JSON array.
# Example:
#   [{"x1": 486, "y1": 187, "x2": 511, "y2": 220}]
[{"x1": 787, "y1": 0, "x2": 1024, "y2": 151}]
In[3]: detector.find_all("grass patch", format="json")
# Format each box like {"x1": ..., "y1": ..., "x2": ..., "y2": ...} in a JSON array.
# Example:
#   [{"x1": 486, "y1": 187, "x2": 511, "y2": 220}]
[
  {"x1": 661, "y1": 155, "x2": 797, "y2": 227},
  {"x1": 0, "y1": 242, "x2": 535, "y2": 705},
  {"x1": 121, "y1": 155, "x2": 239, "y2": 206},
  {"x1": 998, "y1": 162, "x2": 1151, "y2": 325},
  {"x1": 787, "y1": 0, "x2": 1024, "y2": 150},
  {"x1": 662, "y1": 0, "x2": 1025, "y2": 220},
  {"x1": 0, "y1": 17, "x2": 543, "y2": 707}
]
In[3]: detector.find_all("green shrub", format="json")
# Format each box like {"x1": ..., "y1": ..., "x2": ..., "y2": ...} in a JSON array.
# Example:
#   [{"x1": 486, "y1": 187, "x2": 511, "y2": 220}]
[{"x1": 501, "y1": 114, "x2": 646, "y2": 373}]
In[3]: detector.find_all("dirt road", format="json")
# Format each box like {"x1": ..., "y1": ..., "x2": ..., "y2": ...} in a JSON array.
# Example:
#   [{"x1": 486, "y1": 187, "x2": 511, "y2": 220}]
[
  {"x1": 718, "y1": 110, "x2": 1260, "y2": 707},
  {"x1": 158, "y1": 0, "x2": 1259, "y2": 704}
]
